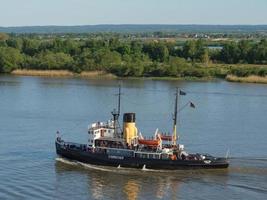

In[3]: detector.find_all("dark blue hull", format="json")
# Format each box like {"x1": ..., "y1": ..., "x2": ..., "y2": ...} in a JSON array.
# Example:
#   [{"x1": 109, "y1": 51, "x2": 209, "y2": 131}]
[{"x1": 56, "y1": 141, "x2": 229, "y2": 170}]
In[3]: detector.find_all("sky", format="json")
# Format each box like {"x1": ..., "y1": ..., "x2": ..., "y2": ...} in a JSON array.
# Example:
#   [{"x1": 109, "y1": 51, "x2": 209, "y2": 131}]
[{"x1": 0, "y1": 0, "x2": 266, "y2": 26}]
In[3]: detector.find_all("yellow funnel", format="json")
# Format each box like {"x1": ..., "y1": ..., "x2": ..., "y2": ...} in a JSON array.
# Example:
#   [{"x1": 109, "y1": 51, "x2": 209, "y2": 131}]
[{"x1": 123, "y1": 113, "x2": 137, "y2": 145}]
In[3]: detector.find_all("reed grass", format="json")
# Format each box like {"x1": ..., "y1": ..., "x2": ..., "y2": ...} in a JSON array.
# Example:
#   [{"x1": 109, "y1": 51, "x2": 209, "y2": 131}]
[
  {"x1": 11, "y1": 69, "x2": 116, "y2": 79},
  {"x1": 226, "y1": 75, "x2": 267, "y2": 84},
  {"x1": 79, "y1": 71, "x2": 117, "y2": 79},
  {"x1": 11, "y1": 69, "x2": 74, "y2": 77}
]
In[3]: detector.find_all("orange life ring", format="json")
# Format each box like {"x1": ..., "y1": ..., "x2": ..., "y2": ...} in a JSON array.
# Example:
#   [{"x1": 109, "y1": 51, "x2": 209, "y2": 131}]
[{"x1": 170, "y1": 155, "x2": 177, "y2": 160}]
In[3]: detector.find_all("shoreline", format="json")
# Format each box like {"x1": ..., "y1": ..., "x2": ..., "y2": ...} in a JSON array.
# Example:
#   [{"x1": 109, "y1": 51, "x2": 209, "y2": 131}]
[
  {"x1": 6, "y1": 69, "x2": 267, "y2": 84},
  {"x1": 226, "y1": 75, "x2": 267, "y2": 84},
  {"x1": 11, "y1": 69, "x2": 74, "y2": 77},
  {"x1": 9, "y1": 69, "x2": 215, "y2": 81},
  {"x1": 10, "y1": 69, "x2": 117, "y2": 79}
]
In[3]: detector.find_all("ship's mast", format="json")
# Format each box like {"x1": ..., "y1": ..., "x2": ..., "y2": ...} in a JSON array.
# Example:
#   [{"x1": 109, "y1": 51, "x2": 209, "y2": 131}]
[
  {"x1": 118, "y1": 85, "x2": 121, "y2": 116},
  {"x1": 112, "y1": 85, "x2": 122, "y2": 137},
  {"x1": 172, "y1": 88, "x2": 179, "y2": 146}
]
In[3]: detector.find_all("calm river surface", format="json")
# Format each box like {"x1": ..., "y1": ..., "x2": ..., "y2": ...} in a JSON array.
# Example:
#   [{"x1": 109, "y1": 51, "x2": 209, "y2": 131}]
[{"x1": 0, "y1": 75, "x2": 267, "y2": 200}]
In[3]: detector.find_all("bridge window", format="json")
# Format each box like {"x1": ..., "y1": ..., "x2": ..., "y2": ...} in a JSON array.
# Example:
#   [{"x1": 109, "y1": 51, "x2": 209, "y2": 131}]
[
  {"x1": 149, "y1": 154, "x2": 154, "y2": 159},
  {"x1": 141, "y1": 154, "x2": 148, "y2": 159}
]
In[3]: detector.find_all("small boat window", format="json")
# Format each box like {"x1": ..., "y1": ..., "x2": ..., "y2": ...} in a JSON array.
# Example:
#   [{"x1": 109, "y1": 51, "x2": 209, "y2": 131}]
[
  {"x1": 135, "y1": 153, "x2": 140, "y2": 158},
  {"x1": 161, "y1": 154, "x2": 169, "y2": 160},
  {"x1": 141, "y1": 154, "x2": 147, "y2": 159}
]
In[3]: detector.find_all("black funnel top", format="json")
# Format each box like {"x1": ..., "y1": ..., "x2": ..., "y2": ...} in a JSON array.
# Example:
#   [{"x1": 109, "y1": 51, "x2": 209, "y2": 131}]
[{"x1": 123, "y1": 113, "x2": 135, "y2": 123}]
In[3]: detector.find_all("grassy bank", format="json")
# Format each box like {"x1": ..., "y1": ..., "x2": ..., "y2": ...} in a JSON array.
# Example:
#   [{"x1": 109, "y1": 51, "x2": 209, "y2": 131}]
[
  {"x1": 141, "y1": 76, "x2": 214, "y2": 81},
  {"x1": 9, "y1": 66, "x2": 267, "y2": 84},
  {"x1": 10, "y1": 69, "x2": 215, "y2": 81},
  {"x1": 11, "y1": 69, "x2": 117, "y2": 79},
  {"x1": 226, "y1": 75, "x2": 267, "y2": 84},
  {"x1": 79, "y1": 71, "x2": 117, "y2": 79},
  {"x1": 11, "y1": 69, "x2": 74, "y2": 77},
  {"x1": 10, "y1": 69, "x2": 202, "y2": 80}
]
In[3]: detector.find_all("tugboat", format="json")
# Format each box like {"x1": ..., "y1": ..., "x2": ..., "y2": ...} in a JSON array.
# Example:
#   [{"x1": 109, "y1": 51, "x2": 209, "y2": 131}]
[{"x1": 55, "y1": 87, "x2": 229, "y2": 170}]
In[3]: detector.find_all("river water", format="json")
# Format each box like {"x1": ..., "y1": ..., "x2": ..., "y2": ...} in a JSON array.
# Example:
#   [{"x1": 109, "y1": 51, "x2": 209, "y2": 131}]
[{"x1": 0, "y1": 75, "x2": 267, "y2": 200}]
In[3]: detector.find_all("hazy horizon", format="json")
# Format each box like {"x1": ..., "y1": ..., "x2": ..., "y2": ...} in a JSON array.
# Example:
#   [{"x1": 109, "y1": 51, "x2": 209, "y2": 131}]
[
  {"x1": 0, "y1": 0, "x2": 266, "y2": 26},
  {"x1": 1, "y1": 24, "x2": 267, "y2": 28}
]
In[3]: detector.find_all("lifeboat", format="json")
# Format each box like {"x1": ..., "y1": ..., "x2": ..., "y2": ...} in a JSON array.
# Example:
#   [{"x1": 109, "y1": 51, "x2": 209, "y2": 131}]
[
  {"x1": 158, "y1": 134, "x2": 173, "y2": 141},
  {"x1": 138, "y1": 139, "x2": 160, "y2": 146}
]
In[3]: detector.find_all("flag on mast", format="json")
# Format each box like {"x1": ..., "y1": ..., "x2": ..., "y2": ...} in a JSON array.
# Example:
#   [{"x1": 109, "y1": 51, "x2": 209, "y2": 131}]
[
  {"x1": 179, "y1": 90, "x2": 186, "y2": 95},
  {"x1": 190, "y1": 101, "x2": 196, "y2": 108}
]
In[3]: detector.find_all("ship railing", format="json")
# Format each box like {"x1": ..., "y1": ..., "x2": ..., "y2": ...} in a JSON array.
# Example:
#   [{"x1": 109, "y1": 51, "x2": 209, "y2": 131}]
[
  {"x1": 60, "y1": 141, "x2": 87, "y2": 151},
  {"x1": 134, "y1": 151, "x2": 162, "y2": 159},
  {"x1": 97, "y1": 146, "x2": 134, "y2": 152},
  {"x1": 88, "y1": 147, "x2": 135, "y2": 157},
  {"x1": 137, "y1": 147, "x2": 161, "y2": 153},
  {"x1": 88, "y1": 124, "x2": 112, "y2": 130}
]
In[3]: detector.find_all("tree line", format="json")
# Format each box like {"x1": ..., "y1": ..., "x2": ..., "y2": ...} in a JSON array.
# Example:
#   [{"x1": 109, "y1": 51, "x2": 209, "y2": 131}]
[{"x1": 0, "y1": 33, "x2": 266, "y2": 78}]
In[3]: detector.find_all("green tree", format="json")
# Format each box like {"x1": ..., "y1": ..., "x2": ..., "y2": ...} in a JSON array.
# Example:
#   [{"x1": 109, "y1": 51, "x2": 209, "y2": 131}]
[
  {"x1": 200, "y1": 49, "x2": 210, "y2": 65},
  {"x1": 36, "y1": 51, "x2": 73, "y2": 70},
  {"x1": 62, "y1": 39, "x2": 81, "y2": 56},
  {"x1": 51, "y1": 39, "x2": 65, "y2": 53},
  {"x1": 0, "y1": 33, "x2": 9, "y2": 41},
  {"x1": 248, "y1": 39, "x2": 267, "y2": 64},
  {"x1": 77, "y1": 49, "x2": 96, "y2": 71},
  {"x1": 6, "y1": 38, "x2": 23, "y2": 50},
  {"x1": 116, "y1": 44, "x2": 130, "y2": 55},
  {"x1": 144, "y1": 62, "x2": 167, "y2": 77},
  {"x1": 0, "y1": 47, "x2": 23, "y2": 72},
  {"x1": 220, "y1": 42, "x2": 240, "y2": 64},
  {"x1": 195, "y1": 39, "x2": 206, "y2": 60},
  {"x1": 130, "y1": 40, "x2": 142, "y2": 54},
  {"x1": 108, "y1": 38, "x2": 120, "y2": 50},
  {"x1": 38, "y1": 40, "x2": 54, "y2": 52},
  {"x1": 182, "y1": 40, "x2": 197, "y2": 61},
  {"x1": 93, "y1": 49, "x2": 122, "y2": 70},
  {"x1": 167, "y1": 57, "x2": 190, "y2": 76},
  {"x1": 22, "y1": 38, "x2": 40, "y2": 56},
  {"x1": 83, "y1": 39, "x2": 107, "y2": 51},
  {"x1": 238, "y1": 40, "x2": 251, "y2": 63},
  {"x1": 143, "y1": 42, "x2": 169, "y2": 62}
]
